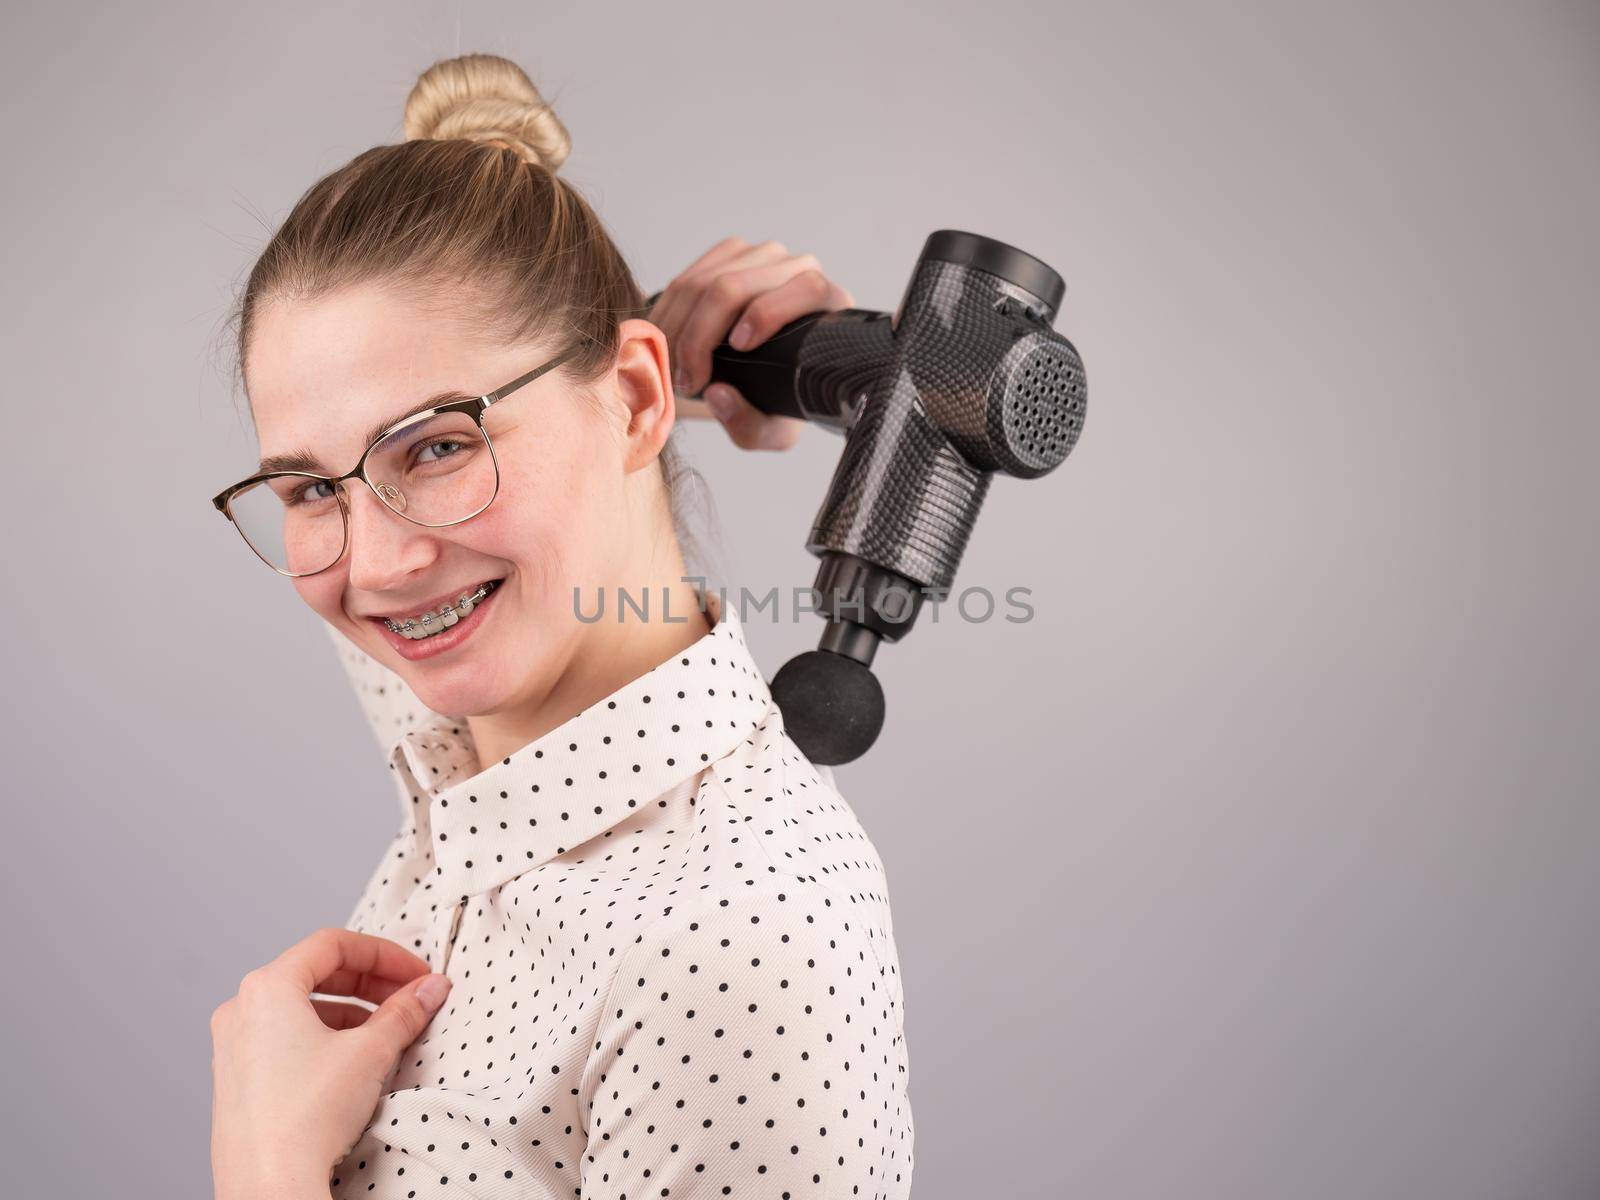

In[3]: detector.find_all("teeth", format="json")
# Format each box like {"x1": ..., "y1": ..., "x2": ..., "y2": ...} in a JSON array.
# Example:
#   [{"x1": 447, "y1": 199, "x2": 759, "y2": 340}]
[{"x1": 385, "y1": 579, "x2": 499, "y2": 638}]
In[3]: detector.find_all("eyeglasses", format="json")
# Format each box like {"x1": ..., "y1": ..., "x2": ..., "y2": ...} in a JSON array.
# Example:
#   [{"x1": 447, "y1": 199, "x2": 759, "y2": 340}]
[{"x1": 211, "y1": 346, "x2": 580, "y2": 577}]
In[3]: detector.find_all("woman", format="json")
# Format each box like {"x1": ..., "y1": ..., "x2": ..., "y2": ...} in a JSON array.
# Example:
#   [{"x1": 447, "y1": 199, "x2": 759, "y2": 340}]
[{"x1": 207, "y1": 53, "x2": 913, "y2": 1200}]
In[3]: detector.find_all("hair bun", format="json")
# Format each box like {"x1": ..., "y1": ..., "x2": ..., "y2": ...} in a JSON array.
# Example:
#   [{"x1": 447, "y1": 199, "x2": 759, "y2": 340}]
[{"x1": 403, "y1": 53, "x2": 571, "y2": 173}]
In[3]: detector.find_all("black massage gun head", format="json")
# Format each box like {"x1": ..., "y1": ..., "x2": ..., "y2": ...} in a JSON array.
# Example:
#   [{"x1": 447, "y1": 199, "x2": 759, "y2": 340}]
[{"x1": 770, "y1": 649, "x2": 886, "y2": 766}]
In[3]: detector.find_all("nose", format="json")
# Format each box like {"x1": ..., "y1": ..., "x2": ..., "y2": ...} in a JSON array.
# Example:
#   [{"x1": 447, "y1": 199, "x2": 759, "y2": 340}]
[{"x1": 341, "y1": 478, "x2": 440, "y2": 593}]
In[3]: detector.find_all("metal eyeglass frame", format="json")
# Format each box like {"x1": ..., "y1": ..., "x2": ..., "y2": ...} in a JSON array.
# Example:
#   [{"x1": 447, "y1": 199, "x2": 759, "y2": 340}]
[{"x1": 211, "y1": 345, "x2": 581, "y2": 578}]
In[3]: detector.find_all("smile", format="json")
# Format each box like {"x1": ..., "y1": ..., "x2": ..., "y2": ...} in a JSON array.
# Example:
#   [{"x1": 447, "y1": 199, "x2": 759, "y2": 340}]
[
  {"x1": 382, "y1": 578, "x2": 502, "y2": 637},
  {"x1": 367, "y1": 577, "x2": 506, "y2": 662}
]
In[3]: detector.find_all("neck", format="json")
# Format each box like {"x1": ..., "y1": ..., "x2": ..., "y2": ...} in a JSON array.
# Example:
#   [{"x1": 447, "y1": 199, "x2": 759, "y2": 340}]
[{"x1": 462, "y1": 570, "x2": 714, "y2": 775}]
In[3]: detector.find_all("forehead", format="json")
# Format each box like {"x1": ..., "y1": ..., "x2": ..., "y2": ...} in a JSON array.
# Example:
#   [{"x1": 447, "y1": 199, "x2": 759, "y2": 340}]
[{"x1": 246, "y1": 281, "x2": 499, "y2": 469}]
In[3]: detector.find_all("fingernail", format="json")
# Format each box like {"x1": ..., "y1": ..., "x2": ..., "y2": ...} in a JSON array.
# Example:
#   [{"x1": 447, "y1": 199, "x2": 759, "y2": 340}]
[
  {"x1": 729, "y1": 321, "x2": 753, "y2": 350},
  {"x1": 417, "y1": 974, "x2": 451, "y2": 1009},
  {"x1": 705, "y1": 385, "x2": 736, "y2": 421},
  {"x1": 673, "y1": 364, "x2": 692, "y2": 393}
]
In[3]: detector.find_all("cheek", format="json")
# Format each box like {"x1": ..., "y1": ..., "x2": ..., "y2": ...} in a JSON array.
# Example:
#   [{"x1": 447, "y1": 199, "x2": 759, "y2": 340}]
[
  {"x1": 485, "y1": 473, "x2": 614, "y2": 604},
  {"x1": 496, "y1": 426, "x2": 617, "y2": 537},
  {"x1": 292, "y1": 574, "x2": 347, "y2": 623}
]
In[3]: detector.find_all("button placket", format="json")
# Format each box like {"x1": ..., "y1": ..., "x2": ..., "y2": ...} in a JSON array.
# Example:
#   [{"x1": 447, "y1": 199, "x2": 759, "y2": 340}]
[{"x1": 438, "y1": 896, "x2": 467, "y2": 972}]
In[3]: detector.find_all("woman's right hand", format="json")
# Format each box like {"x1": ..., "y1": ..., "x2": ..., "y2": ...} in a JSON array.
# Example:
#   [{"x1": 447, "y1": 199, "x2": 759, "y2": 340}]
[
  {"x1": 648, "y1": 236, "x2": 855, "y2": 451},
  {"x1": 210, "y1": 927, "x2": 451, "y2": 1199}
]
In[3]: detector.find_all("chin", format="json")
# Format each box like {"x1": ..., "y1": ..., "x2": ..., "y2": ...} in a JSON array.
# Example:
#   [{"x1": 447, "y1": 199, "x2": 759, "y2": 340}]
[{"x1": 399, "y1": 667, "x2": 503, "y2": 721}]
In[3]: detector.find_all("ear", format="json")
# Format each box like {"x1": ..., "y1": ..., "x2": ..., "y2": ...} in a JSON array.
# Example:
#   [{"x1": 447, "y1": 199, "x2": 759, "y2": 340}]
[{"x1": 611, "y1": 318, "x2": 676, "y2": 474}]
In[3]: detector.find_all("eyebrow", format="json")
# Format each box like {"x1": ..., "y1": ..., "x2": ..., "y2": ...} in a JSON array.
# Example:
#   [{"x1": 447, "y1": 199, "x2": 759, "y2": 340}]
[{"x1": 256, "y1": 388, "x2": 477, "y2": 475}]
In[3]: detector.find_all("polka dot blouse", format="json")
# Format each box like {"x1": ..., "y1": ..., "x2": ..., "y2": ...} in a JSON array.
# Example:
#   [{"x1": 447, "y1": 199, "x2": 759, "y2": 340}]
[{"x1": 320, "y1": 587, "x2": 914, "y2": 1198}]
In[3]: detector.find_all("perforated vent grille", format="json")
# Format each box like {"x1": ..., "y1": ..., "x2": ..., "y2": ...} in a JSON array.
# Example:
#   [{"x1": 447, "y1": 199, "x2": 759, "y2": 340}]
[{"x1": 1008, "y1": 339, "x2": 1085, "y2": 471}]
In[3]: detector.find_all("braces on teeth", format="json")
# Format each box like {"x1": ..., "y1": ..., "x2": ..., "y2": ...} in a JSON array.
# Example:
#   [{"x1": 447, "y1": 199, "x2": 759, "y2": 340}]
[{"x1": 384, "y1": 580, "x2": 498, "y2": 636}]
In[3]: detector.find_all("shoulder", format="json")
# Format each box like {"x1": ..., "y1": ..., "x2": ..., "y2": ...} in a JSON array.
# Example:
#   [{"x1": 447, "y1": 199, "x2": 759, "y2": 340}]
[{"x1": 693, "y1": 712, "x2": 905, "y2": 983}]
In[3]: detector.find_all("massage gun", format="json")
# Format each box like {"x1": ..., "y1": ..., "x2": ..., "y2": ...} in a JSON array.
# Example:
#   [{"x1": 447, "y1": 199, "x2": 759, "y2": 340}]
[{"x1": 648, "y1": 230, "x2": 1088, "y2": 765}]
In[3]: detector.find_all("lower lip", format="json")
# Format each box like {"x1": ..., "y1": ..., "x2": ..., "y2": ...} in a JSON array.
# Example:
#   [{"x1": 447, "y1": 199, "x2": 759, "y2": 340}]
[{"x1": 368, "y1": 579, "x2": 505, "y2": 662}]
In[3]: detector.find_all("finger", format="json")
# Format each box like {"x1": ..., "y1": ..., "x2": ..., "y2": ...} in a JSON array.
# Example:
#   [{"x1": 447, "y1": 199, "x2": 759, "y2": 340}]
[
  {"x1": 679, "y1": 238, "x2": 791, "y2": 292},
  {"x1": 679, "y1": 234, "x2": 761, "y2": 279},
  {"x1": 649, "y1": 236, "x2": 761, "y2": 341},
  {"x1": 725, "y1": 268, "x2": 851, "y2": 355},
  {"x1": 673, "y1": 395, "x2": 717, "y2": 421},
  {"x1": 654, "y1": 240, "x2": 792, "y2": 365},
  {"x1": 267, "y1": 927, "x2": 433, "y2": 998},
  {"x1": 357, "y1": 973, "x2": 452, "y2": 1066},
  {"x1": 657, "y1": 240, "x2": 792, "y2": 352},
  {"x1": 675, "y1": 255, "x2": 823, "y2": 396},
  {"x1": 703, "y1": 384, "x2": 805, "y2": 451}
]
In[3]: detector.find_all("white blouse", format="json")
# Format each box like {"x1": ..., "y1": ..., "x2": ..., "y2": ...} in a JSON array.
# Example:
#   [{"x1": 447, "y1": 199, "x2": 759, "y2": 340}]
[{"x1": 319, "y1": 586, "x2": 914, "y2": 1199}]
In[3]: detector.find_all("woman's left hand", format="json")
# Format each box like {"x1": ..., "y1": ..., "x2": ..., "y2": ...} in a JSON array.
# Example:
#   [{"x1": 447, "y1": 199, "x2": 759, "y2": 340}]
[{"x1": 210, "y1": 927, "x2": 453, "y2": 1199}]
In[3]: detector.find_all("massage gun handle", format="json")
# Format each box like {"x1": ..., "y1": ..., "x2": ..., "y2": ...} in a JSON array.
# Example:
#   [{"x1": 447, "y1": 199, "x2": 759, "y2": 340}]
[{"x1": 643, "y1": 289, "x2": 892, "y2": 432}]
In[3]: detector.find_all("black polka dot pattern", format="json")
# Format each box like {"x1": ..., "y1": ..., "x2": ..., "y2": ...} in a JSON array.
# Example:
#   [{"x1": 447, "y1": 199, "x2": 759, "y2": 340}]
[{"x1": 322, "y1": 589, "x2": 914, "y2": 1197}]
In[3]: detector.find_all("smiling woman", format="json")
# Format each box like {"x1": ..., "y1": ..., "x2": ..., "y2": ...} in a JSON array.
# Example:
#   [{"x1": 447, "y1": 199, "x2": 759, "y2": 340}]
[{"x1": 206, "y1": 51, "x2": 912, "y2": 1200}]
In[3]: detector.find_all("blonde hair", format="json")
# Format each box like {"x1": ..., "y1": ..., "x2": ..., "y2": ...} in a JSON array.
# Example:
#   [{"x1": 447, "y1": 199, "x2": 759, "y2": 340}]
[{"x1": 224, "y1": 52, "x2": 715, "y2": 575}]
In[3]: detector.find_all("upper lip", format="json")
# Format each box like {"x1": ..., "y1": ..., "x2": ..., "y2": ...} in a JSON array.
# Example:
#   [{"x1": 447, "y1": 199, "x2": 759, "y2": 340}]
[{"x1": 361, "y1": 578, "x2": 499, "y2": 622}]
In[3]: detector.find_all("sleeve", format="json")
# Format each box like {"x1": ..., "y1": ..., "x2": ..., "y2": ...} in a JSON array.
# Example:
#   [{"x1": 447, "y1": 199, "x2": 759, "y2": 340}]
[{"x1": 579, "y1": 886, "x2": 914, "y2": 1199}]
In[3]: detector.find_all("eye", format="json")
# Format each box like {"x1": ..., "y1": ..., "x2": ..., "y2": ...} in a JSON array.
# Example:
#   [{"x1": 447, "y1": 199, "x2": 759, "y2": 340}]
[
  {"x1": 416, "y1": 437, "x2": 467, "y2": 464},
  {"x1": 286, "y1": 478, "x2": 336, "y2": 507}
]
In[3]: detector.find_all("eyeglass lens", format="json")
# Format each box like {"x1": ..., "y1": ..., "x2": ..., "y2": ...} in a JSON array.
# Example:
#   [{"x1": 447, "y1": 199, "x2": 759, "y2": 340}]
[{"x1": 228, "y1": 412, "x2": 498, "y2": 575}]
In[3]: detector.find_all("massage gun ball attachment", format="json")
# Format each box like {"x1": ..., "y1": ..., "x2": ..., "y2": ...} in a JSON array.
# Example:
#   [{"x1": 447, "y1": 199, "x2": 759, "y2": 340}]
[{"x1": 681, "y1": 229, "x2": 1087, "y2": 764}]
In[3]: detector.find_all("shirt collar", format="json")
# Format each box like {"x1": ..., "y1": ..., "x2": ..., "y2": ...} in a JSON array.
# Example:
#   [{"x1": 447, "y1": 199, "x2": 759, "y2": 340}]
[{"x1": 381, "y1": 586, "x2": 773, "y2": 898}]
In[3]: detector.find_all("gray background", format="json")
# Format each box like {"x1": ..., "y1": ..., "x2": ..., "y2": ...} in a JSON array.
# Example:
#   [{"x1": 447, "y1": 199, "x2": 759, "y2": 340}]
[{"x1": 3, "y1": 1, "x2": 1596, "y2": 1195}]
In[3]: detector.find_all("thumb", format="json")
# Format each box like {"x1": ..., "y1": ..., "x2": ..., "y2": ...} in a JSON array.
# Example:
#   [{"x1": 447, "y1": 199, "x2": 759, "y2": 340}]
[
  {"x1": 704, "y1": 384, "x2": 800, "y2": 451},
  {"x1": 358, "y1": 973, "x2": 451, "y2": 1062}
]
